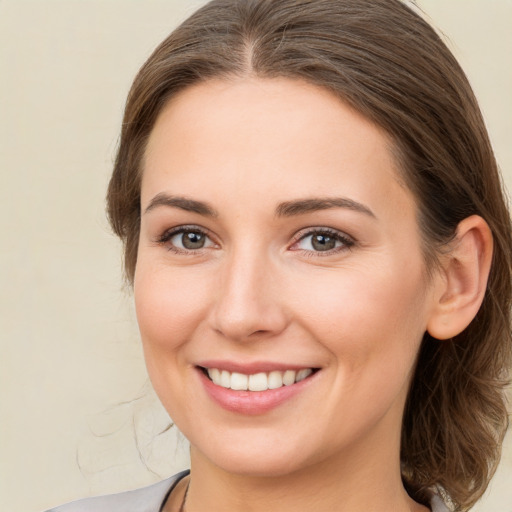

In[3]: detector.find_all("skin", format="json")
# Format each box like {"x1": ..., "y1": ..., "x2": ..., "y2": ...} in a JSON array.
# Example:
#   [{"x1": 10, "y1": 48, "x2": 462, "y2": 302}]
[{"x1": 135, "y1": 77, "x2": 447, "y2": 512}]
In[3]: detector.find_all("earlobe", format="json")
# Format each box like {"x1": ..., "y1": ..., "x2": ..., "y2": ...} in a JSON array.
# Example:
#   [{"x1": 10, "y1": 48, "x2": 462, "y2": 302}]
[{"x1": 427, "y1": 215, "x2": 493, "y2": 340}]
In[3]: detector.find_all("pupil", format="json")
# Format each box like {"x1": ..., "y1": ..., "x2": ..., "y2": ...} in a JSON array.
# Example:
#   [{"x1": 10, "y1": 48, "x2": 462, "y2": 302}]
[
  {"x1": 312, "y1": 234, "x2": 335, "y2": 251},
  {"x1": 183, "y1": 232, "x2": 205, "y2": 249}
]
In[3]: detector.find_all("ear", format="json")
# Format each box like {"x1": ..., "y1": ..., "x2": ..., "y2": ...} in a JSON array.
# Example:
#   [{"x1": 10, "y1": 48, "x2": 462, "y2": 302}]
[{"x1": 427, "y1": 215, "x2": 493, "y2": 340}]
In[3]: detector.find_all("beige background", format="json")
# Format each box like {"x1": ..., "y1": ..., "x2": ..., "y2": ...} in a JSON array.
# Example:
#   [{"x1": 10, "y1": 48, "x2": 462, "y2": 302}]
[{"x1": 1, "y1": 1, "x2": 511, "y2": 511}]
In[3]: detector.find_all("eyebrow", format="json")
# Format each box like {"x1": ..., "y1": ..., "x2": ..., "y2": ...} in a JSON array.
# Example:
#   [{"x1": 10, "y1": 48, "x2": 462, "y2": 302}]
[
  {"x1": 144, "y1": 193, "x2": 375, "y2": 219},
  {"x1": 144, "y1": 193, "x2": 218, "y2": 217},
  {"x1": 275, "y1": 197, "x2": 376, "y2": 218}
]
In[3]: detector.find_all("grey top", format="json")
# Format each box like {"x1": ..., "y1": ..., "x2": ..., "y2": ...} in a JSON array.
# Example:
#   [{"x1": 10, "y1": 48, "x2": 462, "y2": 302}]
[
  {"x1": 45, "y1": 470, "x2": 449, "y2": 512},
  {"x1": 45, "y1": 471, "x2": 188, "y2": 512}
]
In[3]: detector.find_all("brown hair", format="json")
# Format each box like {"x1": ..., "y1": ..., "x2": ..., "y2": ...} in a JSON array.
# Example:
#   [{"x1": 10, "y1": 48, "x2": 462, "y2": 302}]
[{"x1": 107, "y1": 0, "x2": 512, "y2": 509}]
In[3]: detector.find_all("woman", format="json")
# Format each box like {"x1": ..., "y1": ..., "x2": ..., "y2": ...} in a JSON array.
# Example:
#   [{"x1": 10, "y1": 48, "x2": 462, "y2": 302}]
[{"x1": 48, "y1": 0, "x2": 512, "y2": 510}]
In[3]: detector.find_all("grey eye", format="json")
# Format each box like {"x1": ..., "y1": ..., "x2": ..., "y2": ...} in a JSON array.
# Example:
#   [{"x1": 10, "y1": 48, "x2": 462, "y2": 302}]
[
  {"x1": 170, "y1": 230, "x2": 213, "y2": 250},
  {"x1": 183, "y1": 232, "x2": 205, "y2": 249},
  {"x1": 297, "y1": 232, "x2": 343, "y2": 252},
  {"x1": 311, "y1": 234, "x2": 337, "y2": 251}
]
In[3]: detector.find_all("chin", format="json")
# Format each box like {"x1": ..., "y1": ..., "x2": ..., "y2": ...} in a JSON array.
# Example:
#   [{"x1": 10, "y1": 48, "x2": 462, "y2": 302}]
[
  {"x1": 189, "y1": 429, "x2": 328, "y2": 479},
  {"x1": 209, "y1": 451, "x2": 309, "y2": 478}
]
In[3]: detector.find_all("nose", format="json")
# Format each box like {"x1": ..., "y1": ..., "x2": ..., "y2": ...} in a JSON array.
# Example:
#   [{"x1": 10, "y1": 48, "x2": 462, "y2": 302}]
[{"x1": 209, "y1": 248, "x2": 288, "y2": 342}]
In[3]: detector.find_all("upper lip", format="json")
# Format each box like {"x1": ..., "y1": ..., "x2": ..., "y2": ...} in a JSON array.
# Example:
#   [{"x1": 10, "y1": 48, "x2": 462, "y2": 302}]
[{"x1": 196, "y1": 360, "x2": 318, "y2": 374}]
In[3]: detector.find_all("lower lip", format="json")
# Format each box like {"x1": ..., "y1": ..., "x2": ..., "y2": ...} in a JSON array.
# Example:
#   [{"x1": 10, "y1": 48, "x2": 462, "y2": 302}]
[{"x1": 198, "y1": 368, "x2": 317, "y2": 415}]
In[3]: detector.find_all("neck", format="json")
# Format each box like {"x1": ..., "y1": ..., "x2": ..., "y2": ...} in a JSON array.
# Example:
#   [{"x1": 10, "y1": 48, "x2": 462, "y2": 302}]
[{"x1": 183, "y1": 429, "x2": 428, "y2": 512}]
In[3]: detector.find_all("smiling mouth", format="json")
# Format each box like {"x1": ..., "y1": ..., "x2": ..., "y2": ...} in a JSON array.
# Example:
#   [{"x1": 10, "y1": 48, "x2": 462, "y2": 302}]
[{"x1": 200, "y1": 367, "x2": 318, "y2": 392}]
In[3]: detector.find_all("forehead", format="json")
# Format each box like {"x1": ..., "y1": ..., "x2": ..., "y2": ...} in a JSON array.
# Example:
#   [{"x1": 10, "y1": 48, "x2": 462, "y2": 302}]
[{"x1": 142, "y1": 77, "x2": 414, "y2": 220}]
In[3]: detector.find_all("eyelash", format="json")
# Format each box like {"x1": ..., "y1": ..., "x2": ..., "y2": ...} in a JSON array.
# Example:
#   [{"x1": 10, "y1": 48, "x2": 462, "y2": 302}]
[
  {"x1": 156, "y1": 225, "x2": 215, "y2": 254},
  {"x1": 155, "y1": 226, "x2": 355, "y2": 256}
]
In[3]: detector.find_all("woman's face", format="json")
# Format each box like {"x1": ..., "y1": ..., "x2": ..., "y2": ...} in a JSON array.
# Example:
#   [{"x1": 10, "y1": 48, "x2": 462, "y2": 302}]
[{"x1": 135, "y1": 78, "x2": 439, "y2": 476}]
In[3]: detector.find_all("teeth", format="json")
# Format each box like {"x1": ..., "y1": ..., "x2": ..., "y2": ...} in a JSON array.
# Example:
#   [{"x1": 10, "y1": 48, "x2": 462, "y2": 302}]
[
  {"x1": 248, "y1": 372, "x2": 268, "y2": 391},
  {"x1": 207, "y1": 368, "x2": 220, "y2": 382},
  {"x1": 206, "y1": 367, "x2": 314, "y2": 391},
  {"x1": 283, "y1": 370, "x2": 296, "y2": 386},
  {"x1": 230, "y1": 372, "x2": 248, "y2": 390},
  {"x1": 220, "y1": 370, "x2": 231, "y2": 388},
  {"x1": 268, "y1": 370, "x2": 284, "y2": 389},
  {"x1": 296, "y1": 368, "x2": 313, "y2": 382}
]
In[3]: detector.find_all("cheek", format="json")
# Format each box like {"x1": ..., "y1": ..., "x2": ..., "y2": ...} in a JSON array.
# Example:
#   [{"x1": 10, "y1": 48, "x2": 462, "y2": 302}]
[
  {"x1": 295, "y1": 263, "x2": 429, "y2": 435},
  {"x1": 292, "y1": 259, "x2": 429, "y2": 373},
  {"x1": 133, "y1": 261, "x2": 212, "y2": 356},
  {"x1": 133, "y1": 261, "x2": 213, "y2": 423}
]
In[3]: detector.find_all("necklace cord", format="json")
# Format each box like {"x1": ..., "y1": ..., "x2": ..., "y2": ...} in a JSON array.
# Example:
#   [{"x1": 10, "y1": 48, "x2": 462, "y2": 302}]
[{"x1": 178, "y1": 479, "x2": 190, "y2": 512}]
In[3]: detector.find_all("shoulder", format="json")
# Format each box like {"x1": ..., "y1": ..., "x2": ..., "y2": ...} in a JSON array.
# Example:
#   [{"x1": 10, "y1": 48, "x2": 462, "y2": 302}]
[{"x1": 44, "y1": 470, "x2": 189, "y2": 512}]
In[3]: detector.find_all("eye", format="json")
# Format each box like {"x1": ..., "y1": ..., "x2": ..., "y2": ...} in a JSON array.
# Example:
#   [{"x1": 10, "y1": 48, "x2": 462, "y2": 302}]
[
  {"x1": 172, "y1": 230, "x2": 209, "y2": 250},
  {"x1": 157, "y1": 226, "x2": 216, "y2": 252},
  {"x1": 292, "y1": 228, "x2": 354, "y2": 253}
]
